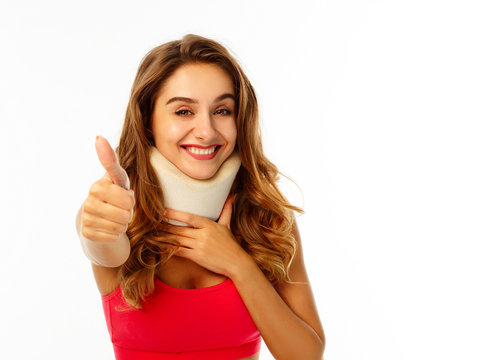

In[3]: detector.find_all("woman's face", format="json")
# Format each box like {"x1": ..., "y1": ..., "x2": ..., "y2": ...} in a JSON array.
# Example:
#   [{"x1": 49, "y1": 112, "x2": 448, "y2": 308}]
[{"x1": 151, "y1": 62, "x2": 237, "y2": 180}]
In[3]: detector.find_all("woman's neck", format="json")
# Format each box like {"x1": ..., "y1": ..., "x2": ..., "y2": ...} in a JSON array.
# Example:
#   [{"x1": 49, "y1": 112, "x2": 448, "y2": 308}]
[{"x1": 149, "y1": 146, "x2": 241, "y2": 226}]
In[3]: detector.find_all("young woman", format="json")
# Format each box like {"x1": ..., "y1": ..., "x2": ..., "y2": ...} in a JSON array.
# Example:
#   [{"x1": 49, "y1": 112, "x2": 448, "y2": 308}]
[{"x1": 76, "y1": 34, "x2": 325, "y2": 360}]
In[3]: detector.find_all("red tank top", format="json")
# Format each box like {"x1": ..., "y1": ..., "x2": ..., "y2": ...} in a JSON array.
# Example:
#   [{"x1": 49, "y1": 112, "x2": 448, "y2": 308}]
[{"x1": 101, "y1": 276, "x2": 261, "y2": 359}]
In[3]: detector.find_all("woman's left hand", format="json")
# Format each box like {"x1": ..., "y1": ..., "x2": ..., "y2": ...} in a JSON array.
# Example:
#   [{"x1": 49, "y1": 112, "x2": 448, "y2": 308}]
[{"x1": 162, "y1": 195, "x2": 251, "y2": 278}]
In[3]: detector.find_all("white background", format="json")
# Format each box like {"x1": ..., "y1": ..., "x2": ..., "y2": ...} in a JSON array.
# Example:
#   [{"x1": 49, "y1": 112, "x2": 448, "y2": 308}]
[{"x1": 1, "y1": 0, "x2": 497, "y2": 359}]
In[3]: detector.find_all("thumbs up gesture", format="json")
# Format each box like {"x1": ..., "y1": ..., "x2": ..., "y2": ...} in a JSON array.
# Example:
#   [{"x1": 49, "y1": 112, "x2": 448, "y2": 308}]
[{"x1": 79, "y1": 136, "x2": 135, "y2": 243}]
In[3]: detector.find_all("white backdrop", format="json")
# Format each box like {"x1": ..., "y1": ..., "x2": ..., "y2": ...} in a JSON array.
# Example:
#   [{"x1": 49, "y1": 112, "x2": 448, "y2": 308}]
[{"x1": 1, "y1": 0, "x2": 497, "y2": 359}]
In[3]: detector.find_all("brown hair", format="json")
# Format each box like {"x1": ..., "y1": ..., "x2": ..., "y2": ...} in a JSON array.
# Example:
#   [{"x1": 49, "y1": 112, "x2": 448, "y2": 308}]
[{"x1": 115, "y1": 33, "x2": 304, "y2": 310}]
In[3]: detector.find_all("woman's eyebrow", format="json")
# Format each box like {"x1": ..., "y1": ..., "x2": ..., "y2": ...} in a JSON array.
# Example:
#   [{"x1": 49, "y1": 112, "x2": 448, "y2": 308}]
[{"x1": 166, "y1": 93, "x2": 235, "y2": 105}]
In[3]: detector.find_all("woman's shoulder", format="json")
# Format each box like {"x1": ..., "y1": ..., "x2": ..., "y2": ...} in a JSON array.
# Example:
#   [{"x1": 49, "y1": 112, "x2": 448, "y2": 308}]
[{"x1": 91, "y1": 262, "x2": 121, "y2": 297}]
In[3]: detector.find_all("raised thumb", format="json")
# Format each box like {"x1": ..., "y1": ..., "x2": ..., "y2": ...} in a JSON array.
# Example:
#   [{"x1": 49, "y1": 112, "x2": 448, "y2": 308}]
[
  {"x1": 95, "y1": 135, "x2": 130, "y2": 190},
  {"x1": 217, "y1": 194, "x2": 235, "y2": 229}
]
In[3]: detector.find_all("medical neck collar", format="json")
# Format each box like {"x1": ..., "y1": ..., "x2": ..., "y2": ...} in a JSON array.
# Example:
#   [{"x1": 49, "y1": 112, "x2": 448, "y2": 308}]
[{"x1": 149, "y1": 146, "x2": 241, "y2": 226}]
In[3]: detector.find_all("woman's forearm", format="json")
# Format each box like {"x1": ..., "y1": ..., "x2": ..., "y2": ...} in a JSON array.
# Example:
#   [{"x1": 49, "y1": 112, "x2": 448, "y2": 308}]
[{"x1": 230, "y1": 256, "x2": 324, "y2": 360}]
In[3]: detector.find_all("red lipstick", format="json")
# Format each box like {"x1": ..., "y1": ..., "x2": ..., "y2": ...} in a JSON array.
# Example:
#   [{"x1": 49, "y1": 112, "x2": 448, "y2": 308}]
[{"x1": 181, "y1": 145, "x2": 221, "y2": 160}]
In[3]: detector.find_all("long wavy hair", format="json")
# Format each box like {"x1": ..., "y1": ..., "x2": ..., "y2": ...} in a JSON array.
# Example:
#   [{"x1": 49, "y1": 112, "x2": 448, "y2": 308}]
[{"x1": 114, "y1": 34, "x2": 304, "y2": 310}]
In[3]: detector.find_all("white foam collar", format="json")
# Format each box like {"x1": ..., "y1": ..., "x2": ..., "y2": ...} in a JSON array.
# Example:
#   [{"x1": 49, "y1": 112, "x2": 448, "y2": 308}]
[{"x1": 149, "y1": 146, "x2": 241, "y2": 226}]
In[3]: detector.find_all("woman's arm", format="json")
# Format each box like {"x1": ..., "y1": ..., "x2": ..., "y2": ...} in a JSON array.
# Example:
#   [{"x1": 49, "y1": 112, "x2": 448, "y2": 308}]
[
  {"x1": 230, "y1": 219, "x2": 325, "y2": 360},
  {"x1": 163, "y1": 203, "x2": 325, "y2": 359}
]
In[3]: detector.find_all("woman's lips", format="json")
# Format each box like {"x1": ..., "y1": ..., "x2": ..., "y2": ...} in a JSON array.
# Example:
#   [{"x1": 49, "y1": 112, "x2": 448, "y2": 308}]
[{"x1": 181, "y1": 145, "x2": 221, "y2": 160}]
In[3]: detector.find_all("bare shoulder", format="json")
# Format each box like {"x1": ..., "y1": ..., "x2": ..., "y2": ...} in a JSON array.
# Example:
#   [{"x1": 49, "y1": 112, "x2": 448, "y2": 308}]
[{"x1": 91, "y1": 262, "x2": 121, "y2": 296}]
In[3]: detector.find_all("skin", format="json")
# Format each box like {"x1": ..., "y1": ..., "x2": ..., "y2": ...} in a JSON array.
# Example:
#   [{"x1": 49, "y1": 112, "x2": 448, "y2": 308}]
[
  {"x1": 89, "y1": 62, "x2": 325, "y2": 359},
  {"x1": 151, "y1": 62, "x2": 237, "y2": 180}
]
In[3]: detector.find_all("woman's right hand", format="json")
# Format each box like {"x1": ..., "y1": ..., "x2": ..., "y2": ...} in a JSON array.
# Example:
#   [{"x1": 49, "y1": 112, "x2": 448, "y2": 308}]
[{"x1": 80, "y1": 136, "x2": 135, "y2": 243}]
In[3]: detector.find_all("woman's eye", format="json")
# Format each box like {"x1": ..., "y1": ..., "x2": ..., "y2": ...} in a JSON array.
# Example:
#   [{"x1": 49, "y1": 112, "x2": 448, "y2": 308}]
[
  {"x1": 216, "y1": 109, "x2": 232, "y2": 115},
  {"x1": 175, "y1": 110, "x2": 192, "y2": 116},
  {"x1": 175, "y1": 109, "x2": 231, "y2": 117}
]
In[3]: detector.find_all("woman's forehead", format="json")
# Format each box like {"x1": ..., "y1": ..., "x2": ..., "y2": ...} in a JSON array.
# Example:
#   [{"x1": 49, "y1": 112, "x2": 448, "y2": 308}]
[{"x1": 157, "y1": 64, "x2": 235, "y2": 102}]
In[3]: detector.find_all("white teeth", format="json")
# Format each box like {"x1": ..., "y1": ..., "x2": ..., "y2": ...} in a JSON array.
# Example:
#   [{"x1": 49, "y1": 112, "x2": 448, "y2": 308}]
[{"x1": 186, "y1": 146, "x2": 217, "y2": 155}]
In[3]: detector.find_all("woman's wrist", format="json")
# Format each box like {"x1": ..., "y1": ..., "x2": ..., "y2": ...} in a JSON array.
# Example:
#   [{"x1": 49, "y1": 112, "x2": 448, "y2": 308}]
[{"x1": 229, "y1": 251, "x2": 259, "y2": 283}]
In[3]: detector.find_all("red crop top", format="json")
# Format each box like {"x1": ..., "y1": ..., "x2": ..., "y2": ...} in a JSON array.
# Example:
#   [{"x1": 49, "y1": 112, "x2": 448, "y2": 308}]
[{"x1": 101, "y1": 276, "x2": 261, "y2": 359}]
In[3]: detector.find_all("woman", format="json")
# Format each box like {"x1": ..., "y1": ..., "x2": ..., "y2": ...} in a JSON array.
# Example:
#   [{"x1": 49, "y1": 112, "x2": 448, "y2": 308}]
[{"x1": 76, "y1": 34, "x2": 325, "y2": 359}]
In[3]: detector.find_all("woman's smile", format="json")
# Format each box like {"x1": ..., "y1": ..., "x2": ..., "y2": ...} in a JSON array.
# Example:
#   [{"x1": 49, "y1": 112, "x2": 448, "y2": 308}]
[{"x1": 181, "y1": 144, "x2": 221, "y2": 160}]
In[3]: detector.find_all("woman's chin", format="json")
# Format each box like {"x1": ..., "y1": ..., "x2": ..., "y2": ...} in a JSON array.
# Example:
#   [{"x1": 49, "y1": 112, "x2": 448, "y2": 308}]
[{"x1": 183, "y1": 167, "x2": 217, "y2": 180}]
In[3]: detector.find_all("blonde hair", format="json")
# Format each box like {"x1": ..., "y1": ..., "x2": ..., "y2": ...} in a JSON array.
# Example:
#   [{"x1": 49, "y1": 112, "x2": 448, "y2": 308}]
[{"x1": 114, "y1": 34, "x2": 304, "y2": 310}]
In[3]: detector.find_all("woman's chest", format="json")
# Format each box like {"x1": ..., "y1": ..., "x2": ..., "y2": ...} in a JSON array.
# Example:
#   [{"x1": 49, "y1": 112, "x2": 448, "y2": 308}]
[
  {"x1": 155, "y1": 254, "x2": 228, "y2": 290},
  {"x1": 104, "y1": 265, "x2": 261, "y2": 355}
]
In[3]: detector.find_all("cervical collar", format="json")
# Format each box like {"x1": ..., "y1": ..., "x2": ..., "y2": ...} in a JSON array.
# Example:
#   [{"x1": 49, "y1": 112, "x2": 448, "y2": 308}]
[{"x1": 149, "y1": 146, "x2": 241, "y2": 226}]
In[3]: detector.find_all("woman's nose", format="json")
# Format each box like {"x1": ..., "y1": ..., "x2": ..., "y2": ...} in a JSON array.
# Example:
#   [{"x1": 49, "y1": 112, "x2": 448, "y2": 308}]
[{"x1": 192, "y1": 111, "x2": 217, "y2": 140}]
